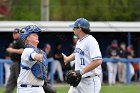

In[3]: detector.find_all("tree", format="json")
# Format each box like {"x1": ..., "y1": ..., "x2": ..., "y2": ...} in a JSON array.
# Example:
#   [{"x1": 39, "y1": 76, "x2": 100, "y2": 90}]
[{"x1": 50, "y1": 0, "x2": 140, "y2": 21}]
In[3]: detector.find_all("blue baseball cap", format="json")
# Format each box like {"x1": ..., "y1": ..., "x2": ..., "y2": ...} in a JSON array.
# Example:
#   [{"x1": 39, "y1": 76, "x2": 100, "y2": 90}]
[
  {"x1": 20, "y1": 25, "x2": 42, "y2": 41},
  {"x1": 69, "y1": 18, "x2": 90, "y2": 29}
]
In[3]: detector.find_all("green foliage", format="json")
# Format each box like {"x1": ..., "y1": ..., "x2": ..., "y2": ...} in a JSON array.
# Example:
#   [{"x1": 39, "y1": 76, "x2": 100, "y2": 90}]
[
  {"x1": 1, "y1": 0, "x2": 140, "y2": 21},
  {"x1": 100, "y1": 83, "x2": 140, "y2": 93},
  {"x1": 0, "y1": 83, "x2": 140, "y2": 93},
  {"x1": 7, "y1": 0, "x2": 41, "y2": 20},
  {"x1": 50, "y1": 0, "x2": 140, "y2": 21}
]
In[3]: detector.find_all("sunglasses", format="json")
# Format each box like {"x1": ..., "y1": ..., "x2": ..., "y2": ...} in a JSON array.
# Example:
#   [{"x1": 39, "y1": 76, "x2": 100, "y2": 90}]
[{"x1": 73, "y1": 27, "x2": 80, "y2": 30}]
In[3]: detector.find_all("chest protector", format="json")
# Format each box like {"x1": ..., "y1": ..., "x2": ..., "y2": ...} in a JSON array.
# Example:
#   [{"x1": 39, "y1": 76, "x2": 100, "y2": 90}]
[
  {"x1": 21, "y1": 45, "x2": 48, "y2": 80},
  {"x1": 31, "y1": 50, "x2": 48, "y2": 80}
]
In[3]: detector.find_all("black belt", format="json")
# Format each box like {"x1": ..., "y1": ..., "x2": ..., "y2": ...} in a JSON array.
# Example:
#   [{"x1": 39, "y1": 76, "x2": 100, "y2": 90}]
[
  {"x1": 20, "y1": 84, "x2": 40, "y2": 87},
  {"x1": 85, "y1": 76, "x2": 91, "y2": 78},
  {"x1": 85, "y1": 75, "x2": 98, "y2": 78}
]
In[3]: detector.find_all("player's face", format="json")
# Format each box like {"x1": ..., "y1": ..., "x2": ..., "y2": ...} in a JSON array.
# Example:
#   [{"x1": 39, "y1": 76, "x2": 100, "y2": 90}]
[
  {"x1": 121, "y1": 44, "x2": 126, "y2": 50},
  {"x1": 27, "y1": 33, "x2": 39, "y2": 45},
  {"x1": 73, "y1": 27, "x2": 81, "y2": 36},
  {"x1": 44, "y1": 45, "x2": 51, "y2": 54},
  {"x1": 13, "y1": 32, "x2": 20, "y2": 39}
]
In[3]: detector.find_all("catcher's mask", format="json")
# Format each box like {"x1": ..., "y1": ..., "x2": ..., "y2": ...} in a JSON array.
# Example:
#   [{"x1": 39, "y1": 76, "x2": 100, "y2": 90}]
[{"x1": 20, "y1": 25, "x2": 42, "y2": 41}]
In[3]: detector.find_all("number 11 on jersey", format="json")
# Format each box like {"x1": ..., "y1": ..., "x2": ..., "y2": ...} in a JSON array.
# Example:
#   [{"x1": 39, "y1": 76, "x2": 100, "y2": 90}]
[{"x1": 80, "y1": 58, "x2": 85, "y2": 65}]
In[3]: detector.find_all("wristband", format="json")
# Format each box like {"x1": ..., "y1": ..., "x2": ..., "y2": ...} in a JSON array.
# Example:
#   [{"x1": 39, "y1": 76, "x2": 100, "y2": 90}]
[{"x1": 80, "y1": 70, "x2": 84, "y2": 75}]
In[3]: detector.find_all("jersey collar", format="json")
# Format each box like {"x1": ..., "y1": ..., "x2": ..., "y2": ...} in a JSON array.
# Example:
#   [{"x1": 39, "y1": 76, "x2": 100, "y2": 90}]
[
  {"x1": 26, "y1": 44, "x2": 38, "y2": 52},
  {"x1": 79, "y1": 35, "x2": 89, "y2": 42}
]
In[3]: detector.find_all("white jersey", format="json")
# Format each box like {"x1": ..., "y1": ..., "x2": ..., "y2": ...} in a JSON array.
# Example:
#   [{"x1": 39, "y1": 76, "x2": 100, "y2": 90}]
[
  {"x1": 17, "y1": 48, "x2": 44, "y2": 86},
  {"x1": 74, "y1": 35, "x2": 102, "y2": 77}
]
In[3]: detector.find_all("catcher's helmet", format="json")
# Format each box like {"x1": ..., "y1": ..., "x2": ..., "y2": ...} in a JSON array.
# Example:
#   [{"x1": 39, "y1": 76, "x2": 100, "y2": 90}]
[
  {"x1": 69, "y1": 18, "x2": 90, "y2": 30},
  {"x1": 20, "y1": 25, "x2": 42, "y2": 41}
]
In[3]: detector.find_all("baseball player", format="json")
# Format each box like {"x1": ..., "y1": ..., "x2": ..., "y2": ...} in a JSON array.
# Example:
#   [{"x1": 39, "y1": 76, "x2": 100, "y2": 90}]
[
  {"x1": 106, "y1": 40, "x2": 119, "y2": 85},
  {"x1": 62, "y1": 18, "x2": 102, "y2": 93},
  {"x1": 118, "y1": 42, "x2": 127, "y2": 83},
  {"x1": 5, "y1": 29, "x2": 25, "y2": 93},
  {"x1": 17, "y1": 25, "x2": 47, "y2": 93}
]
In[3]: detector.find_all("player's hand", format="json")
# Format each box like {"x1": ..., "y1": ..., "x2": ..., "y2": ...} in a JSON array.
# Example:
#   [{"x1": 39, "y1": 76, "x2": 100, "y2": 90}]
[
  {"x1": 38, "y1": 50, "x2": 43, "y2": 62},
  {"x1": 6, "y1": 47, "x2": 13, "y2": 53},
  {"x1": 34, "y1": 53, "x2": 43, "y2": 62},
  {"x1": 62, "y1": 53, "x2": 69, "y2": 65},
  {"x1": 38, "y1": 54, "x2": 43, "y2": 62}
]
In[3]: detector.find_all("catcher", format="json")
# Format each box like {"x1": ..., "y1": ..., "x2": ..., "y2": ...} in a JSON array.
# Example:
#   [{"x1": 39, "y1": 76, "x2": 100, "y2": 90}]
[
  {"x1": 62, "y1": 18, "x2": 102, "y2": 93},
  {"x1": 17, "y1": 25, "x2": 56, "y2": 93}
]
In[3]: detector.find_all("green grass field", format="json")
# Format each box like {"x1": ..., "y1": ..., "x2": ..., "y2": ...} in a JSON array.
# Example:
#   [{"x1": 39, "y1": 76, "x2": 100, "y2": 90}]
[{"x1": 0, "y1": 83, "x2": 140, "y2": 93}]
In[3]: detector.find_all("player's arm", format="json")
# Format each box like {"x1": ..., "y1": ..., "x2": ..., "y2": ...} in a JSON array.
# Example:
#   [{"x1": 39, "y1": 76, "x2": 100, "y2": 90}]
[
  {"x1": 82, "y1": 59, "x2": 102, "y2": 74},
  {"x1": 81, "y1": 38, "x2": 102, "y2": 74},
  {"x1": 6, "y1": 47, "x2": 24, "y2": 54},
  {"x1": 62, "y1": 53, "x2": 75, "y2": 65},
  {"x1": 31, "y1": 52, "x2": 43, "y2": 62}
]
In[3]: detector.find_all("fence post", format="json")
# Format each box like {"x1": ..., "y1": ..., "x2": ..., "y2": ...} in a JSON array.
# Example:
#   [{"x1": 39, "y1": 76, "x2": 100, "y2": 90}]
[
  {"x1": 126, "y1": 62, "x2": 131, "y2": 83},
  {"x1": 50, "y1": 59, "x2": 54, "y2": 85},
  {"x1": 0, "y1": 63, "x2": 3, "y2": 86}
]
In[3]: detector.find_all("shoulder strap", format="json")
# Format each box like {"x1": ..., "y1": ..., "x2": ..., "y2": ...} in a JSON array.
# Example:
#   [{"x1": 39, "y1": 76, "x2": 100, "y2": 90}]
[{"x1": 20, "y1": 63, "x2": 30, "y2": 70}]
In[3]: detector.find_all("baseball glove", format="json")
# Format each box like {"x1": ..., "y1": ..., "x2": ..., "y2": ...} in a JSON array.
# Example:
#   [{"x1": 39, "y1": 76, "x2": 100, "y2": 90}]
[
  {"x1": 65, "y1": 70, "x2": 82, "y2": 87},
  {"x1": 43, "y1": 80, "x2": 57, "y2": 93}
]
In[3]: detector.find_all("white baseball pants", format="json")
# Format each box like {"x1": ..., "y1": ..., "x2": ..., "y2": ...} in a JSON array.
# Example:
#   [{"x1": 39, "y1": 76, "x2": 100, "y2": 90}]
[
  {"x1": 68, "y1": 76, "x2": 101, "y2": 93},
  {"x1": 17, "y1": 87, "x2": 45, "y2": 93}
]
